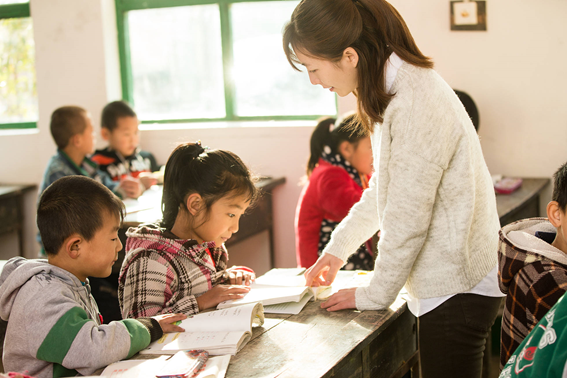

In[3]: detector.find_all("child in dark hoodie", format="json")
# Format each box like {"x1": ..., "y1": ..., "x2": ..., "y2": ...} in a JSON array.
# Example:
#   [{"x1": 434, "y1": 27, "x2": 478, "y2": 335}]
[
  {"x1": 0, "y1": 176, "x2": 186, "y2": 378},
  {"x1": 499, "y1": 161, "x2": 567, "y2": 368}
]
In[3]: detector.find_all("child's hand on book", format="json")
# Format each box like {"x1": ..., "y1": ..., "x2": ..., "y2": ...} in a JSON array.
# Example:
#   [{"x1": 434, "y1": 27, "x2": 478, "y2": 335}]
[
  {"x1": 225, "y1": 267, "x2": 255, "y2": 286},
  {"x1": 196, "y1": 285, "x2": 251, "y2": 311},
  {"x1": 152, "y1": 313, "x2": 187, "y2": 333}
]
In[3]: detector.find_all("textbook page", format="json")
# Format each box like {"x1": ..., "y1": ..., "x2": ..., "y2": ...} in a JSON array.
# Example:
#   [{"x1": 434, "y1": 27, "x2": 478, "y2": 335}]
[
  {"x1": 140, "y1": 330, "x2": 249, "y2": 355},
  {"x1": 97, "y1": 355, "x2": 231, "y2": 378},
  {"x1": 217, "y1": 284, "x2": 309, "y2": 309},
  {"x1": 263, "y1": 291, "x2": 313, "y2": 314},
  {"x1": 180, "y1": 302, "x2": 263, "y2": 332},
  {"x1": 98, "y1": 355, "x2": 169, "y2": 377}
]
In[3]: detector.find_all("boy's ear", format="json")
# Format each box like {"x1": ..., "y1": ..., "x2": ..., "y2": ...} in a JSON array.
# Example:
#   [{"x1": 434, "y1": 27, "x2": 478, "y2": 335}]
[
  {"x1": 547, "y1": 201, "x2": 563, "y2": 228},
  {"x1": 101, "y1": 127, "x2": 111, "y2": 141},
  {"x1": 64, "y1": 234, "x2": 83, "y2": 259},
  {"x1": 186, "y1": 193, "x2": 203, "y2": 216},
  {"x1": 338, "y1": 140, "x2": 354, "y2": 161},
  {"x1": 69, "y1": 133, "x2": 80, "y2": 148}
]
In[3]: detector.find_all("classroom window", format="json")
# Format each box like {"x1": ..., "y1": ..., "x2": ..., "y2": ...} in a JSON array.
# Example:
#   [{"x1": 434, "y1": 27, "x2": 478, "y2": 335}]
[
  {"x1": 116, "y1": 0, "x2": 336, "y2": 124},
  {"x1": 0, "y1": 0, "x2": 37, "y2": 130}
]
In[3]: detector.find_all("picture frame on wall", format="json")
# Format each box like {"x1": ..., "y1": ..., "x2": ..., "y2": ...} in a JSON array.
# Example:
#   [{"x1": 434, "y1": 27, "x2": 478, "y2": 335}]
[{"x1": 450, "y1": 1, "x2": 487, "y2": 31}]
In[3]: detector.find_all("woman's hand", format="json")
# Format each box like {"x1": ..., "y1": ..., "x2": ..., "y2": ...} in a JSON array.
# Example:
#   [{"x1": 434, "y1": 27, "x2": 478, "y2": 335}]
[
  {"x1": 320, "y1": 288, "x2": 357, "y2": 311},
  {"x1": 152, "y1": 313, "x2": 187, "y2": 333},
  {"x1": 196, "y1": 285, "x2": 251, "y2": 311},
  {"x1": 304, "y1": 253, "x2": 344, "y2": 287},
  {"x1": 225, "y1": 267, "x2": 255, "y2": 285}
]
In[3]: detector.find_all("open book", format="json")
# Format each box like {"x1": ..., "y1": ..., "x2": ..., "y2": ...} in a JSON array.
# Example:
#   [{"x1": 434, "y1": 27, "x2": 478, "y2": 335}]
[
  {"x1": 216, "y1": 283, "x2": 310, "y2": 311},
  {"x1": 140, "y1": 302, "x2": 264, "y2": 356},
  {"x1": 97, "y1": 353, "x2": 231, "y2": 378}
]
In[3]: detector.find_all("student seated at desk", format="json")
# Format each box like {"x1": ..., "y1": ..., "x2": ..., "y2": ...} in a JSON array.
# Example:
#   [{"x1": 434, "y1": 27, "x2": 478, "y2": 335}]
[
  {"x1": 119, "y1": 142, "x2": 256, "y2": 319},
  {"x1": 0, "y1": 176, "x2": 185, "y2": 378},
  {"x1": 295, "y1": 113, "x2": 374, "y2": 270},
  {"x1": 499, "y1": 161, "x2": 567, "y2": 368},
  {"x1": 38, "y1": 106, "x2": 141, "y2": 253},
  {"x1": 499, "y1": 292, "x2": 567, "y2": 378},
  {"x1": 92, "y1": 101, "x2": 160, "y2": 196}
]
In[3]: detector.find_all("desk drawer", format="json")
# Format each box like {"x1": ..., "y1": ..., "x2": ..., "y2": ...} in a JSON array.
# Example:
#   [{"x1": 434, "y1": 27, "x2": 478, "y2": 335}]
[{"x1": 0, "y1": 197, "x2": 19, "y2": 234}]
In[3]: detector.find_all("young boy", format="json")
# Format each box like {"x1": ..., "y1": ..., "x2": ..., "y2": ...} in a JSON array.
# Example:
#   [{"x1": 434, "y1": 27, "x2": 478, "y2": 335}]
[
  {"x1": 499, "y1": 161, "x2": 567, "y2": 368},
  {"x1": 40, "y1": 106, "x2": 141, "y2": 198},
  {"x1": 499, "y1": 292, "x2": 567, "y2": 377},
  {"x1": 91, "y1": 101, "x2": 159, "y2": 192},
  {"x1": 0, "y1": 176, "x2": 186, "y2": 378}
]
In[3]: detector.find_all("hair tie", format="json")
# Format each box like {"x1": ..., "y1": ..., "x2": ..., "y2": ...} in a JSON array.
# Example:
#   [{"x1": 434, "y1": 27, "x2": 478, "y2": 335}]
[
  {"x1": 329, "y1": 123, "x2": 336, "y2": 133},
  {"x1": 192, "y1": 140, "x2": 209, "y2": 159}
]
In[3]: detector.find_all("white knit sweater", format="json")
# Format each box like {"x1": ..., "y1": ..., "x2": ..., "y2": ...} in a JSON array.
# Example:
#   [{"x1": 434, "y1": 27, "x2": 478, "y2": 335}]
[{"x1": 323, "y1": 62, "x2": 500, "y2": 311}]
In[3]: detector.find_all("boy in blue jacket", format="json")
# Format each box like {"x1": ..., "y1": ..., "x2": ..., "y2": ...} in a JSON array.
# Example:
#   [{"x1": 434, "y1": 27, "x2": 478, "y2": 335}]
[{"x1": 0, "y1": 176, "x2": 186, "y2": 378}]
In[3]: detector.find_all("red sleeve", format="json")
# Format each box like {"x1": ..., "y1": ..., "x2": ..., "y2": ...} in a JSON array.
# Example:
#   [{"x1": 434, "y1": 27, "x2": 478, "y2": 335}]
[{"x1": 317, "y1": 168, "x2": 363, "y2": 221}]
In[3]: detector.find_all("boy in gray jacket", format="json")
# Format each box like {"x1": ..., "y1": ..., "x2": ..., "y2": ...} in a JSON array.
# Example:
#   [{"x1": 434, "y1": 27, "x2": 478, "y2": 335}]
[{"x1": 0, "y1": 176, "x2": 186, "y2": 378}]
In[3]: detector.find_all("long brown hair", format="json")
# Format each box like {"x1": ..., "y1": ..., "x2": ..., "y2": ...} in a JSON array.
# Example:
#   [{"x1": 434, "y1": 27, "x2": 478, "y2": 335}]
[{"x1": 283, "y1": 0, "x2": 433, "y2": 133}]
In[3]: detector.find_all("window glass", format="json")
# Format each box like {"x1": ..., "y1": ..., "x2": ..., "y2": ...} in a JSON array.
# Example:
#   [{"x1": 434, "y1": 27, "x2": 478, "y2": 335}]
[
  {"x1": 0, "y1": 17, "x2": 37, "y2": 124},
  {"x1": 127, "y1": 5, "x2": 226, "y2": 121},
  {"x1": 0, "y1": 1, "x2": 28, "y2": 4},
  {"x1": 231, "y1": 1, "x2": 335, "y2": 117}
]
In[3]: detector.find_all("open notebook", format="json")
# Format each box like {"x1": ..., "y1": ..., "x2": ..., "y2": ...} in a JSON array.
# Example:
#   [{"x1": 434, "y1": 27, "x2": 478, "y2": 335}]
[{"x1": 92, "y1": 353, "x2": 231, "y2": 378}]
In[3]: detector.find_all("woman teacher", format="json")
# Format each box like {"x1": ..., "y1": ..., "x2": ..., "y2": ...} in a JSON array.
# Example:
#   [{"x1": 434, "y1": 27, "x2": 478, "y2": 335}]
[{"x1": 283, "y1": 0, "x2": 503, "y2": 376}]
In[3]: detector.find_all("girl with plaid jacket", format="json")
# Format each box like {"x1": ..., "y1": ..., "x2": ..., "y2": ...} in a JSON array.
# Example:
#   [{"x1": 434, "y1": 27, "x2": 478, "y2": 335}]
[{"x1": 118, "y1": 142, "x2": 257, "y2": 319}]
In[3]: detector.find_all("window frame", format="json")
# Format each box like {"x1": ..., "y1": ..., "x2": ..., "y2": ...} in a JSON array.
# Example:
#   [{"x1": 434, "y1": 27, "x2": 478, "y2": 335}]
[
  {"x1": 115, "y1": 0, "x2": 337, "y2": 125},
  {"x1": 0, "y1": 1, "x2": 36, "y2": 130}
]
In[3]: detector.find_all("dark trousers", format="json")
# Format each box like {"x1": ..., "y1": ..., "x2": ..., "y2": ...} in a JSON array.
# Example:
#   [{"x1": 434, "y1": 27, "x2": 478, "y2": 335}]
[{"x1": 418, "y1": 294, "x2": 502, "y2": 378}]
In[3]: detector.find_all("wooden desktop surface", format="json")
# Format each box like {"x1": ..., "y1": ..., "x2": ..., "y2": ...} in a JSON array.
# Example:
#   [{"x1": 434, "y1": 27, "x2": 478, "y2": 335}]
[
  {"x1": 228, "y1": 297, "x2": 417, "y2": 378},
  {"x1": 496, "y1": 178, "x2": 550, "y2": 226}
]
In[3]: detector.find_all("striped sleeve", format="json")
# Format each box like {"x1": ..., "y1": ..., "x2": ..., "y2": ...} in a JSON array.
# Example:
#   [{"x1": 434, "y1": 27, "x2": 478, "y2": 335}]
[{"x1": 36, "y1": 306, "x2": 152, "y2": 377}]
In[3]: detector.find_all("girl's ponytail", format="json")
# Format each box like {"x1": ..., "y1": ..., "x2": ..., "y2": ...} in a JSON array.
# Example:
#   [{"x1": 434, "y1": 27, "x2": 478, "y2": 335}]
[
  {"x1": 307, "y1": 117, "x2": 335, "y2": 176},
  {"x1": 161, "y1": 142, "x2": 257, "y2": 230},
  {"x1": 306, "y1": 113, "x2": 368, "y2": 176},
  {"x1": 161, "y1": 143, "x2": 206, "y2": 229}
]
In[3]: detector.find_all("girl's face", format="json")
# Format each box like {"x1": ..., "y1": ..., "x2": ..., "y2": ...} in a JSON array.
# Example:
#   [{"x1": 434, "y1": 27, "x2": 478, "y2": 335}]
[
  {"x1": 295, "y1": 48, "x2": 358, "y2": 97},
  {"x1": 343, "y1": 136, "x2": 373, "y2": 176},
  {"x1": 190, "y1": 193, "x2": 250, "y2": 246}
]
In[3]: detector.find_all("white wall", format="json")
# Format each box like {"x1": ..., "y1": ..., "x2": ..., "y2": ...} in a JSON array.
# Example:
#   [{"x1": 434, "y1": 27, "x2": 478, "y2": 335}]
[{"x1": 1, "y1": 0, "x2": 565, "y2": 266}]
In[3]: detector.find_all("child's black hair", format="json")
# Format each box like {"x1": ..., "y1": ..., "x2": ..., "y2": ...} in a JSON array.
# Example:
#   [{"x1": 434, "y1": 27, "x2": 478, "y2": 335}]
[
  {"x1": 306, "y1": 113, "x2": 368, "y2": 176},
  {"x1": 552, "y1": 161, "x2": 567, "y2": 211},
  {"x1": 101, "y1": 100, "x2": 137, "y2": 132},
  {"x1": 37, "y1": 176, "x2": 125, "y2": 255},
  {"x1": 50, "y1": 106, "x2": 88, "y2": 149},
  {"x1": 161, "y1": 142, "x2": 258, "y2": 230}
]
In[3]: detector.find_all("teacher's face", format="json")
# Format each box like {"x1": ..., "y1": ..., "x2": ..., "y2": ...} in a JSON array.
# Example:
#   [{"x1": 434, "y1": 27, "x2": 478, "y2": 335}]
[{"x1": 295, "y1": 48, "x2": 358, "y2": 97}]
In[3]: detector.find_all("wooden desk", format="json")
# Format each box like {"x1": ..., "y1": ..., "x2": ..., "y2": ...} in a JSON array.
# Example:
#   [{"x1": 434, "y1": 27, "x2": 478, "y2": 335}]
[
  {"x1": 229, "y1": 299, "x2": 418, "y2": 378},
  {"x1": 122, "y1": 177, "x2": 286, "y2": 268},
  {"x1": 97, "y1": 292, "x2": 417, "y2": 378},
  {"x1": 0, "y1": 184, "x2": 37, "y2": 256},
  {"x1": 496, "y1": 178, "x2": 550, "y2": 226}
]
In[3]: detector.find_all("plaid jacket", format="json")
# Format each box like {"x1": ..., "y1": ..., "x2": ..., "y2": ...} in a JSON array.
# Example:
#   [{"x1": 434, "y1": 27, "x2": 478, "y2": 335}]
[
  {"x1": 498, "y1": 218, "x2": 567, "y2": 368},
  {"x1": 118, "y1": 224, "x2": 228, "y2": 319}
]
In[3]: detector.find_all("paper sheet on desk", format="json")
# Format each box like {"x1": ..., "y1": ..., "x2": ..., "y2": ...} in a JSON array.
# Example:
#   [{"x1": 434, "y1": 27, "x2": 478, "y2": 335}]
[{"x1": 95, "y1": 355, "x2": 231, "y2": 378}]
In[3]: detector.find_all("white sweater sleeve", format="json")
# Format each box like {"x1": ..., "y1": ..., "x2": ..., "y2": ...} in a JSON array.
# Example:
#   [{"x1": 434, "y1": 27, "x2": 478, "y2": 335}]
[
  {"x1": 355, "y1": 146, "x2": 444, "y2": 310},
  {"x1": 321, "y1": 171, "x2": 381, "y2": 263}
]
